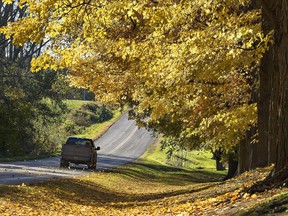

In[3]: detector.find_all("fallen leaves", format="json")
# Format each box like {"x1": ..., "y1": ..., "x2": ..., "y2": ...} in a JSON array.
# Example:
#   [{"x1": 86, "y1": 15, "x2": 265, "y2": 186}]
[{"x1": 0, "y1": 165, "x2": 286, "y2": 215}]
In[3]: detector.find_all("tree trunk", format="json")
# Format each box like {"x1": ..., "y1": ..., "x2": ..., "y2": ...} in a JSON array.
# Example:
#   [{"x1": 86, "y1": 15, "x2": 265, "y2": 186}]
[
  {"x1": 212, "y1": 150, "x2": 226, "y2": 171},
  {"x1": 273, "y1": 1, "x2": 288, "y2": 174},
  {"x1": 216, "y1": 160, "x2": 226, "y2": 171},
  {"x1": 249, "y1": 127, "x2": 268, "y2": 169},
  {"x1": 236, "y1": 0, "x2": 270, "y2": 173},
  {"x1": 258, "y1": 40, "x2": 271, "y2": 166},
  {"x1": 259, "y1": 1, "x2": 277, "y2": 166},
  {"x1": 224, "y1": 153, "x2": 238, "y2": 180},
  {"x1": 247, "y1": 0, "x2": 269, "y2": 169},
  {"x1": 259, "y1": 0, "x2": 288, "y2": 184},
  {"x1": 238, "y1": 135, "x2": 251, "y2": 174}
]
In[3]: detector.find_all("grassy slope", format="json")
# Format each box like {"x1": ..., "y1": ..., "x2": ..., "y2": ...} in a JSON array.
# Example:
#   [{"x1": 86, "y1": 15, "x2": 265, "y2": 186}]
[
  {"x1": 0, "y1": 135, "x2": 288, "y2": 215},
  {"x1": 76, "y1": 110, "x2": 122, "y2": 140},
  {"x1": 64, "y1": 100, "x2": 122, "y2": 140},
  {"x1": 66, "y1": 100, "x2": 121, "y2": 140},
  {"x1": 64, "y1": 99, "x2": 89, "y2": 110}
]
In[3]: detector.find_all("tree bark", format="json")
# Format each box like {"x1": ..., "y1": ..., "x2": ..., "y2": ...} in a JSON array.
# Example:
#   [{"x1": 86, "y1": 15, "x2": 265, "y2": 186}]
[
  {"x1": 238, "y1": 135, "x2": 251, "y2": 173},
  {"x1": 245, "y1": 0, "x2": 271, "y2": 170},
  {"x1": 212, "y1": 150, "x2": 226, "y2": 171},
  {"x1": 273, "y1": 0, "x2": 288, "y2": 173},
  {"x1": 259, "y1": 1, "x2": 277, "y2": 166},
  {"x1": 224, "y1": 153, "x2": 238, "y2": 180},
  {"x1": 259, "y1": 0, "x2": 288, "y2": 183},
  {"x1": 258, "y1": 25, "x2": 272, "y2": 166},
  {"x1": 235, "y1": 0, "x2": 269, "y2": 173}
]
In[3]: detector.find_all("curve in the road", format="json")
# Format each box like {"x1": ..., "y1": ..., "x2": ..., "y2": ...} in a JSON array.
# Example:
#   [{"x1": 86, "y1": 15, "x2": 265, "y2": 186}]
[
  {"x1": 96, "y1": 113, "x2": 155, "y2": 169},
  {"x1": 0, "y1": 113, "x2": 156, "y2": 185}
]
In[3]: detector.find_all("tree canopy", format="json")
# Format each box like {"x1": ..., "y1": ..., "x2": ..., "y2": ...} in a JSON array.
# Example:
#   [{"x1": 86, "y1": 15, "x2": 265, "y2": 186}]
[{"x1": 1, "y1": 0, "x2": 271, "y2": 153}]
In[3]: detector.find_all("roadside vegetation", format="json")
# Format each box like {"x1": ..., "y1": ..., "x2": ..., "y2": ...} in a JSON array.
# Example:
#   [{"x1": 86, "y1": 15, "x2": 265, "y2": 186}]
[
  {"x1": 63, "y1": 100, "x2": 122, "y2": 140},
  {"x1": 1, "y1": 140, "x2": 288, "y2": 215},
  {"x1": 0, "y1": 99, "x2": 121, "y2": 162}
]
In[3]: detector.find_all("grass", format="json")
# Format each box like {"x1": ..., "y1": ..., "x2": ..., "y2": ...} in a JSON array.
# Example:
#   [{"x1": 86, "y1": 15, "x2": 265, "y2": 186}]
[
  {"x1": 111, "y1": 140, "x2": 226, "y2": 187},
  {"x1": 64, "y1": 100, "x2": 123, "y2": 140},
  {"x1": 64, "y1": 99, "x2": 92, "y2": 110},
  {"x1": 76, "y1": 109, "x2": 122, "y2": 140},
  {"x1": 165, "y1": 150, "x2": 217, "y2": 170}
]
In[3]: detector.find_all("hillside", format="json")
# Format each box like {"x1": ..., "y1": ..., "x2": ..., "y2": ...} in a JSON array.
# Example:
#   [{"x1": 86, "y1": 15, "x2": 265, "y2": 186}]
[{"x1": 63, "y1": 100, "x2": 122, "y2": 140}]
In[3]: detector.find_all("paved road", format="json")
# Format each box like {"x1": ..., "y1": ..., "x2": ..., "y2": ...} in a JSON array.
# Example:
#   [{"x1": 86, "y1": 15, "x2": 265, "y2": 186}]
[{"x1": 0, "y1": 114, "x2": 155, "y2": 185}]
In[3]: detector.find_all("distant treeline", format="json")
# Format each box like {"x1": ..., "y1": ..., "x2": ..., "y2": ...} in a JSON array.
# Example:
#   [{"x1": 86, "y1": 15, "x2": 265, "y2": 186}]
[{"x1": 0, "y1": 2, "x2": 96, "y2": 157}]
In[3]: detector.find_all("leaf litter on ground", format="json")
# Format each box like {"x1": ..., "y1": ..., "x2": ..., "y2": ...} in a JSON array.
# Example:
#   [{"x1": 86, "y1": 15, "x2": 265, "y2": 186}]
[{"x1": 1, "y1": 161, "x2": 288, "y2": 215}]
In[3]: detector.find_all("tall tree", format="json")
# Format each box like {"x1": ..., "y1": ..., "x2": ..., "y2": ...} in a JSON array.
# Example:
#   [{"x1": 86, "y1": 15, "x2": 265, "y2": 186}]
[
  {"x1": 258, "y1": 0, "x2": 288, "y2": 184},
  {"x1": 0, "y1": 0, "x2": 270, "y2": 168}
]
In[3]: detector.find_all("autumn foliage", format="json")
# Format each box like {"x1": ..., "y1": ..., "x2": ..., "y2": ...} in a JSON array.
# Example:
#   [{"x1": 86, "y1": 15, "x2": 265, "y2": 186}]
[
  {"x1": 0, "y1": 160, "x2": 286, "y2": 215},
  {"x1": 0, "y1": 0, "x2": 271, "y2": 154}
]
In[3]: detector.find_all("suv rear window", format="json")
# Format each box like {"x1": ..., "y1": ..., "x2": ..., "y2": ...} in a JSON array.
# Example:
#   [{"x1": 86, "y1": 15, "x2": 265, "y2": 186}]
[{"x1": 66, "y1": 138, "x2": 93, "y2": 147}]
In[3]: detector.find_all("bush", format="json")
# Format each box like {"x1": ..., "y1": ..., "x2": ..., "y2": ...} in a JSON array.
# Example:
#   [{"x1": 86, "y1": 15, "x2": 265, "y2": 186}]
[
  {"x1": 82, "y1": 103, "x2": 113, "y2": 123},
  {"x1": 66, "y1": 102, "x2": 113, "y2": 134}
]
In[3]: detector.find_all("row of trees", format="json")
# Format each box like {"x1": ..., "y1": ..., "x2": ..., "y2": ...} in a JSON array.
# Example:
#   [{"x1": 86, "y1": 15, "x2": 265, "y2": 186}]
[
  {"x1": 1, "y1": 0, "x2": 287, "y2": 183},
  {"x1": 0, "y1": 1, "x2": 73, "y2": 156}
]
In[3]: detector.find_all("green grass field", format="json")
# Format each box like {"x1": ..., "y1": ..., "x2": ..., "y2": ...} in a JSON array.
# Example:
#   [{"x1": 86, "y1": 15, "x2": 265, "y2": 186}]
[
  {"x1": 64, "y1": 99, "x2": 92, "y2": 110},
  {"x1": 76, "y1": 110, "x2": 122, "y2": 140}
]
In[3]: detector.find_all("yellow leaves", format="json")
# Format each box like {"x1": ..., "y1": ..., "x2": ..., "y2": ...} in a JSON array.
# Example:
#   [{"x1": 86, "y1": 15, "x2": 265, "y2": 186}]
[
  {"x1": 188, "y1": 103, "x2": 258, "y2": 150},
  {"x1": 0, "y1": 163, "x2": 280, "y2": 215},
  {"x1": 0, "y1": 16, "x2": 45, "y2": 45},
  {"x1": 243, "y1": 192, "x2": 257, "y2": 200},
  {"x1": 3, "y1": 0, "x2": 13, "y2": 4},
  {"x1": 46, "y1": 20, "x2": 63, "y2": 38},
  {"x1": 31, "y1": 53, "x2": 57, "y2": 72},
  {"x1": 251, "y1": 194, "x2": 258, "y2": 199},
  {"x1": 0, "y1": 0, "x2": 269, "y2": 153}
]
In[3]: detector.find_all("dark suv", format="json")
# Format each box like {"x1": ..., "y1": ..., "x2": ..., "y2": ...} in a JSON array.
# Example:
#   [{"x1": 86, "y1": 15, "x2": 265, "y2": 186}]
[{"x1": 60, "y1": 137, "x2": 100, "y2": 169}]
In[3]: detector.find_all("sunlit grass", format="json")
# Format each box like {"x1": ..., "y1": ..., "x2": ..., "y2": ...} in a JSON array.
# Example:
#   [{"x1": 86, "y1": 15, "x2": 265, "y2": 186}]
[
  {"x1": 64, "y1": 99, "x2": 92, "y2": 110},
  {"x1": 77, "y1": 109, "x2": 122, "y2": 140},
  {"x1": 64, "y1": 99, "x2": 123, "y2": 140},
  {"x1": 95, "y1": 137, "x2": 223, "y2": 189}
]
